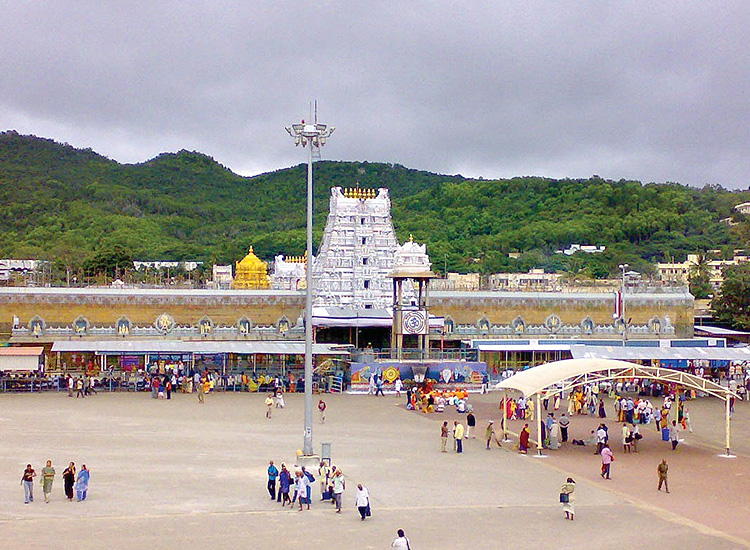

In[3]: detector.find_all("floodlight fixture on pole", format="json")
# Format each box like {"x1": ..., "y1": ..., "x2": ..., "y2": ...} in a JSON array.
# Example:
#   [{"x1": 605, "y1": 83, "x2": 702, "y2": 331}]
[{"x1": 285, "y1": 116, "x2": 335, "y2": 457}]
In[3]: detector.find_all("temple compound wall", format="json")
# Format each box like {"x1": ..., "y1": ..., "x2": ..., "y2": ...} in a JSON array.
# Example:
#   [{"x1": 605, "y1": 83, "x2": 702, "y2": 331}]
[
  {"x1": 431, "y1": 290, "x2": 693, "y2": 339},
  {"x1": 3, "y1": 287, "x2": 694, "y2": 342}
]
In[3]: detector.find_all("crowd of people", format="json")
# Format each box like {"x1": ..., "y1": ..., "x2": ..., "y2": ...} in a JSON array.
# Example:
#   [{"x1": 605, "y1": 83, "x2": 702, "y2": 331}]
[
  {"x1": 32, "y1": 363, "x2": 315, "y2": 395},
  {"x1": 20, "y1": 365, "x2": 736, "y2": 548},
  {"x1": 406, "y1": 386, "x2": 472, "y2": 414},
  {"x1": 21, "y1": 460, "x2": 90, "y2": 504},
  {"x1": 63, "y1": 374, "x2": 97, "y2": 398},
  {"x1": 265, "y1": 459, "x2": 371, "y2": 519}
]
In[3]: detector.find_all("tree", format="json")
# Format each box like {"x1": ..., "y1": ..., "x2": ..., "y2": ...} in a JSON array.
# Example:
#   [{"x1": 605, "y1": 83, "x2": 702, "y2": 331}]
[
  {"x1": 712, "y1": 264, "x2": 750, "y2": 329},
  {"x1": 688, "y1": 254, "x2": 712, "y2": 299},
  {"x1": 83, "y1": 245, "x2": 134, "y2": 279}
]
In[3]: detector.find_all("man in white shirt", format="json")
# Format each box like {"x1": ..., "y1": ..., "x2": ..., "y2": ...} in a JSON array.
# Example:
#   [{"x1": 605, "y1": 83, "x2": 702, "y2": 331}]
[
  {"x1": 355, "y1": 484, "x2": 370, "y2": 520},
  {"x1": 392, "y1": 529, "x2": 410, "y2": 550},
  {"x1": 595, "y1": 425, "x2": 607, "y2": 455},
  {"x1": 297, "y1": 470, "x2": 311, "y2": 511}
]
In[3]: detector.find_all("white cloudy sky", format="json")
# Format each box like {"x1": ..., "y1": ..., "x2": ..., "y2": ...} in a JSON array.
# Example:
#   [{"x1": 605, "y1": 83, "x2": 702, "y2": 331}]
[{"x1": 1, "y1": 2, "x2": 748, "y2": 188}]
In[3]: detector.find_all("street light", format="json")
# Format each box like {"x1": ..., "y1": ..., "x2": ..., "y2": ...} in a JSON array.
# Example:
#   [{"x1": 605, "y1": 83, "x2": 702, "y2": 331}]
[
  {"x1": 618, "y1": 264, "x2": 640, "y2": 343},
  {"x1": 618, "y1": 264, "x2": 628, "y2": 343},
  {"x1": 285, "y1": 117, "x2": 335, "y2": 457}
]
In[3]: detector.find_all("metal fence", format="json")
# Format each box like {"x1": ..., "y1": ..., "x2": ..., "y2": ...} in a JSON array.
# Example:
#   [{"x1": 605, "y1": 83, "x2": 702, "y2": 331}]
[
  {"x1": 351, "y1": 348, "x2": 478, "y2": 362},
  {"x1": 0, "y1": 374, "x2": 336, "y2": 394}
]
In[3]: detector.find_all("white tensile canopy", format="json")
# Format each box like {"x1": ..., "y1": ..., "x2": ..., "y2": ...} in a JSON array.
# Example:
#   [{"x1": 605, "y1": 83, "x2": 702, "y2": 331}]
[{"x1": 494, "y1": 358, "x2": 737, "y2": 456}]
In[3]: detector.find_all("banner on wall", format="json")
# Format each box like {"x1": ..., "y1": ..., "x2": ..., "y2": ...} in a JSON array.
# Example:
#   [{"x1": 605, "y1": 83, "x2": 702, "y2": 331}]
[
  {"x1": 350, "y1": 361, "x2": 487, "y2": 384},
  {"x1": 120, "y1": 355, "x2": 140, "y2": 371}
]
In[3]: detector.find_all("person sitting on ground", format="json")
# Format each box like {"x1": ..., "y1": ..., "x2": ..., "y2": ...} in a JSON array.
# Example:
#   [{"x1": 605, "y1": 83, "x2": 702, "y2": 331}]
[{"x1": 435, "y1": 395, "x2": 445, "y2": 413}]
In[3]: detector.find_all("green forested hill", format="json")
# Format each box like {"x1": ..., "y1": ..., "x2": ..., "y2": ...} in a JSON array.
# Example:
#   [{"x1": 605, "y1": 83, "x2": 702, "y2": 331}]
[{"x1": 0, "y1": 130, "x2": 748, "y2": 281}]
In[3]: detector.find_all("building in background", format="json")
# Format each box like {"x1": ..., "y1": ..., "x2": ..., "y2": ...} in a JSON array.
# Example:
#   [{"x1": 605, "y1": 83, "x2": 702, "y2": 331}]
[
  {"x1": 656, "y1": 253, "x2": 750, "y2": 291},
  {"x1": 270, "y1": 254, "x2": 307, "y2": 291},
  {"x1": 0, "y1": 259, "x2": 46, "y2": 284},
  {"x1": 555, "y1": 244, "x2": 606, "y2": 255},
  {"x1": 210, "y1": 265, "x2": 233, "y2": 289},
  {"x1": 487, "y1": 269, "x2": 562, "y2": 291},
  {"x1": 431, "y1": 273, "x2": 481, "y2": 291},
  {"x1": 133, "y1": 261, "x2": 202, "y2": 271}
]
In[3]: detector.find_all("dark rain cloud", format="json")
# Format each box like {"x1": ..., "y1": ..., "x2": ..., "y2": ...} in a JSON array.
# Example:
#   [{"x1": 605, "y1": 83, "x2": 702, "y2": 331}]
[{"x1": 1, "y1": 1, "x2": 748, "y2": 188}]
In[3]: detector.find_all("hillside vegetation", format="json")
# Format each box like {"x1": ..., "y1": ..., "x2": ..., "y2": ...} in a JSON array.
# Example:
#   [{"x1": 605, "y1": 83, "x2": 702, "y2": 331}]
[{"x1": 1, "y1": 131, "x2": 748, "y2": 281}]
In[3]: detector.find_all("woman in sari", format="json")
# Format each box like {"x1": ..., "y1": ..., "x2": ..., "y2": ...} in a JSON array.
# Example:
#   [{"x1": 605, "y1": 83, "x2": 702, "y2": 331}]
[
  {"x1": 62, "y1": 462, "x2": 75, "y2": 501},
  {"x1": 519, "y1": 423, "x2": 530, "y2": 454},
  {"x1": 279, "y1": 463, "x2": 293, "y2": 506},
  {"x1": 560, "y1": 477, "x2": 576, "y2": 520},
  {"x1": 75, "y1": 464, "x2": 90, "y2": 501},
  {"x1": 41, "y1": 460, "x2": 55, "y2": 503},
  {"x1": 503, "y1": 397, "x2": 513, "y2": 420},
  {"x1": 575, "y1": 391, "x2": 584, "y2": 414}
]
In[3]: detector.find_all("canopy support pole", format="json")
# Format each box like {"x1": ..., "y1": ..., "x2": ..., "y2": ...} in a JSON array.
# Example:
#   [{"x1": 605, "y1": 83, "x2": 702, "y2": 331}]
[
  {"x1": 726, "y1": 394, "x2": 731, "y2": 456},
  {"x1": 503, "y1": 390, "x2": 509, "y2": 441},
  {"x1": 536, "y1": 392, "x2": 543, "y2": 456}
]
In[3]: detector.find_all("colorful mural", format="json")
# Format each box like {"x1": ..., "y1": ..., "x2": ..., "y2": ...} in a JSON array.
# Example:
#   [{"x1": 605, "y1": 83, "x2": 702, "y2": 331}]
[{"x1": 350, "y1": 361, "x2": 486, "y2": 384}]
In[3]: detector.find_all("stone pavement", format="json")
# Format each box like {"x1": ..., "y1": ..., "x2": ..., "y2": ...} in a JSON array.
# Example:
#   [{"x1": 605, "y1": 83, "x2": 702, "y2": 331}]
[{"x1": 0, "y1": 391, "x2": 746, "y2": 549}]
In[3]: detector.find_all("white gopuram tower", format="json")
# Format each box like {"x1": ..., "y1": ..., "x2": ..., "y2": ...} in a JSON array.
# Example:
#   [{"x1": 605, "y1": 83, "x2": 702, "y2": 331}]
[{"x1": 313, "y1": 187, "x2": 403, "y2": 309}]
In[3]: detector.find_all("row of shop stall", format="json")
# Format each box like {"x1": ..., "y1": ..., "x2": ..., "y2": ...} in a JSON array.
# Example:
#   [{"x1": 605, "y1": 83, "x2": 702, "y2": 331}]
[{"x1": 0, "y1": 341, "x2": 351, "y2": 393}]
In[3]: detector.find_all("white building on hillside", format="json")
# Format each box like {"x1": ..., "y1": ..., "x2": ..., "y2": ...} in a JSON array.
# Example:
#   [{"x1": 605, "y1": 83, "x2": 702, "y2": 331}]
[{"x1": 656, "y1": 253, "x2": 750, "y2": 290}]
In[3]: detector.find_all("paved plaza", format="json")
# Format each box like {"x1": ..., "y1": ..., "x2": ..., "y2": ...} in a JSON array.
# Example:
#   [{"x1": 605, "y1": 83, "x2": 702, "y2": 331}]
[{"x1": 1, "y1": 390, "x2": 749, "y2": 549}]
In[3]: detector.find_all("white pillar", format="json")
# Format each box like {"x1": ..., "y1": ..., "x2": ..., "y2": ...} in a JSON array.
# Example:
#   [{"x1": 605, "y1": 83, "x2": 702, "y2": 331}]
[
  {"x1": 536, "y1": 393, "x2": 543, "y2": 456},
  {"x1": 503, "y1": 390, "x2": 509, "y2": 441},
  {"x1": 726, "y1": 394, "x2": 732, "y2": 455}
]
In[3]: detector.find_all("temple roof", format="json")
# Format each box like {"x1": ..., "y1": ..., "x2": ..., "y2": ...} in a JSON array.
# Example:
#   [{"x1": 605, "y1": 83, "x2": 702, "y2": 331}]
[{"x1": 236, "y1": 246, "x2": 266, "y2": 270}]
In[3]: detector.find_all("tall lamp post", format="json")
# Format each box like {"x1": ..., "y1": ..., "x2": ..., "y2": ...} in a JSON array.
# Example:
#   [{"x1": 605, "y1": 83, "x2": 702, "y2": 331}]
[
  {"x1": 618, "y1": 264, "x2": 641, "y2": 344},
  {"x1": 618, "y1": 263, "x2": 628, "y2": 344},
  {"x1": 285, "y1": 118, "x2": 335, "y2": 456}
]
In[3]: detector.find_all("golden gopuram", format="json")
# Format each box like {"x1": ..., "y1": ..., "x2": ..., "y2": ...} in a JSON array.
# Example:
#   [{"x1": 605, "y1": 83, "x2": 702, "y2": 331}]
[{"x1": 231, "y1": 247, "x2": 270, "y2": 290}]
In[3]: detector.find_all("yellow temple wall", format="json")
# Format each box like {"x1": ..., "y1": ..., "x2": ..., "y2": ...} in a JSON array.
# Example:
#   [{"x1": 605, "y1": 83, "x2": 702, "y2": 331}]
[{"x1": 0, "y1": 289, "x2": 693, "y2": 339}]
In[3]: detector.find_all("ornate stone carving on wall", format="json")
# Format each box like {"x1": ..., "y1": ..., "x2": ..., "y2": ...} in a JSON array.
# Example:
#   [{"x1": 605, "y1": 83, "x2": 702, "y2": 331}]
[
  {"x1": 116, "y1": 316, "x2": 131, "y2": 337},
  {"x1": 238, "y1": 316, "x2": 252, "y2": 335},
  {"x1": 154, "y1": 313, "x2": 176, "y2": 335},
  {"x1": 198, "y1": 316, "x2": 214, "y2": 335},
  {"x1": 649, "y1": 317, "x2": 662, "y2": 334},
  {"x1": 443, "y1": 315, "x2": 455, "y2": 335},
  {"x1": 276, "y1": 316, "x2": 290, "y2": 336},
  {"x1": 512, "y1": 316, "x2": 526, "y2": 334},
  {"x1": 477, "y1": 315, "x2": 490, "y2": 333},
  {"x1": 29, "y1": 315, "x2": 45, "y2": 337},
  {"x1": 544, "y1": 314, "x2": 562, "y2": 334},
  {"x1": 581, "y1": 316, "x2": 595, "y2": 335},
  {"x1": 72, "y1": 315, "x2": 90, "y2": 336}
]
